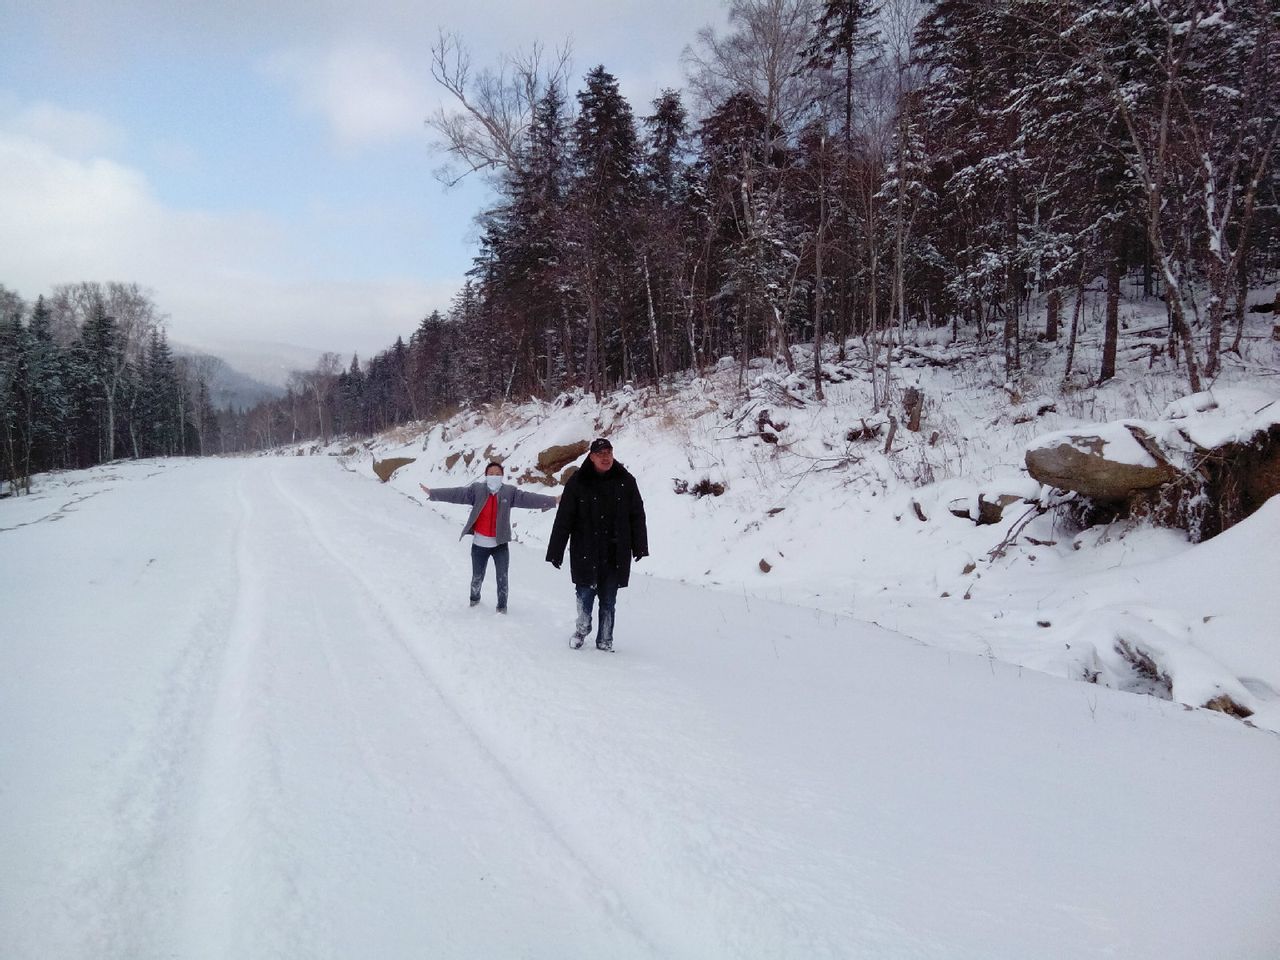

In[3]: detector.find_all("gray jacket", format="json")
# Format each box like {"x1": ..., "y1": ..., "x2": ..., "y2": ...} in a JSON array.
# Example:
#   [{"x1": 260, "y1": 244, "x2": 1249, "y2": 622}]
[{"x1": 428, "y1": 481, "x2": 558, "y2": 545}]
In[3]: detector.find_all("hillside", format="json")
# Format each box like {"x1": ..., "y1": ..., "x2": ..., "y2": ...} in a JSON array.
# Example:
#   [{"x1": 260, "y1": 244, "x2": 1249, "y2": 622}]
[{"x1": 339, "y1": 287, "x2": 1280, "y2": 732}]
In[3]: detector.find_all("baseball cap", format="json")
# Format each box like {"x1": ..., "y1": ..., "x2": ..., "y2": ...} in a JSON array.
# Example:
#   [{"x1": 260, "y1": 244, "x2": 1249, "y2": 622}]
[{"x1": 589, "y1": 437, "x2": 613, "y2": 453}]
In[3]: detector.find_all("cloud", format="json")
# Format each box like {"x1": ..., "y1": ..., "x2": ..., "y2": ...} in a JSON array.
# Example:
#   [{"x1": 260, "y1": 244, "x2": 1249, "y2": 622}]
[
  {"x1": 262, "y1": 41, "x2": 430, "y2": 148},
  {"x1": 0, "y1": 122, "x2": 447, "y2": 357},
  {"x1": 0, "y1": 94, "x2": 127, "y2": 158}
]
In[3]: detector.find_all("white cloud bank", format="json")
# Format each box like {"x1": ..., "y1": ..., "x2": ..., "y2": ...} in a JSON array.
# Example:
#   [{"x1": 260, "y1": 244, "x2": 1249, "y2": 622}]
[
  {"x1": 0, "y1": 105, "x2": 449, "y2": 358},
  {"x1": 262, "y1": 41, "x2": 431, "y2": 149}
]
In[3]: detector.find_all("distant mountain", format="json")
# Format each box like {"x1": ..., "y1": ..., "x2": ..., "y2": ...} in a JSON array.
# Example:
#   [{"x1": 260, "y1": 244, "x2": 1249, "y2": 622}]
[
  {"x1": 174, "y1": 350, "x2": 283, "y2": 410},
  {"x1": 182, "y1": 338, "x2": 329, "y2": 389},
  {"x1": 174, "y1": 338, "x2": 338, "y2": 410}
]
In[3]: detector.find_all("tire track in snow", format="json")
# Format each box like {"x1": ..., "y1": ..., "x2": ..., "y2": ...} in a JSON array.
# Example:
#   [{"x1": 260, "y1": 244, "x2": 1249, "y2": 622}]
[
  {"x1": 175, "y1": 466, "x2": 327, "y2": 958},
  {"x1": 53, "y1": 469, "x2": 248, "y2": 958},
  {"x1": 262, "y1": 460, "x2": 667, "y2": 957}
]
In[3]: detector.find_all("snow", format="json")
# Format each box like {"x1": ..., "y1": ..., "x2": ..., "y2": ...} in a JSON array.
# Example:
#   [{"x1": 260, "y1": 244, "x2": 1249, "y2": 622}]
[
  {"x1": 1026, "y1": 385, "x2": 1280, "y2": 482},
  {"x1": 5, "y1": 302, "x2": 1280, "y2": 956},
  {"x1": 1025, "y1": 419, "x2": 1162, "y2": 468},
  {"x1": 4, "y1": 450, "x2": 1279, "y2": 957}
]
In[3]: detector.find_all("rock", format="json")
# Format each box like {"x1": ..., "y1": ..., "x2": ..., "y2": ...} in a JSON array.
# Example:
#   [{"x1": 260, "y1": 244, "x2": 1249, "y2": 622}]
[
  {"x1": 373, "y1": 457, "x2": 415, "y2": 482},
  {"x1": 1202, "y1": 694, "x2": 1253, "y2": 719},
  {"x1": 759, "y1": 558, "x2": 772, "y2": 573},
  {"x1": 1025, "y1": 424, "x2": 1179, "y2": 499},
  {"x1": 560, "y1": 464, "x2": 579, "y2": 484},
  {"x1": 537, "y1": 440, "x2": 590, "y2": 474},
  {"x1": 949, "y1": 479, "x2": 1037, "y2": 524},
  {"x1": 517, "y1": 469, "x2": 558, "y2": 487},
  {"x1": 444, "y1": 451, "x2": 462, "y2": 470},
  {"x1": 975, "y1": 492, "x2": 1022, "y2": 525}
]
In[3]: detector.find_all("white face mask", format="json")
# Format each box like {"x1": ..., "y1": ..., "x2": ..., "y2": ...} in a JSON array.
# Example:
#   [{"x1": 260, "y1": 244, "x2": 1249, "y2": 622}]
[{"x1": 485, "y1": 475, "x2": 503, "y2": 493}]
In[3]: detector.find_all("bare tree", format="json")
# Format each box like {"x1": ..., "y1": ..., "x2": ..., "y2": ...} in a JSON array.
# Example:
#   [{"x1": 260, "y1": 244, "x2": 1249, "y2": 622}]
[
  {"x1": 684, "y1": 0, "x2": 823, "y2": 137},
  {"x1": 295, "y1": 352, "x2": 343, "y2": 446},
  {"x1": 428, "y1": 32, "x2": 573, "y2": 185},
  {"x1": 1055, "y1": 1, "x2": 1278, "y2": 391}
]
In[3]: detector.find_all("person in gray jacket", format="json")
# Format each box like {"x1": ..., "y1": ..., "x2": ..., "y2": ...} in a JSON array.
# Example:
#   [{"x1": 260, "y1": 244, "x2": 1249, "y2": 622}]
[{"x1": 419, "y1": 462, "x2": 558, "y2": 613}]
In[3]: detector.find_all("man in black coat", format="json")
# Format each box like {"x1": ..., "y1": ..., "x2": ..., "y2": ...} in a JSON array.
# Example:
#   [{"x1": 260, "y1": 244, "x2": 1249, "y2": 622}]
[{"x1": 546, "y1": 438, "x2": 648, "y2": 651}]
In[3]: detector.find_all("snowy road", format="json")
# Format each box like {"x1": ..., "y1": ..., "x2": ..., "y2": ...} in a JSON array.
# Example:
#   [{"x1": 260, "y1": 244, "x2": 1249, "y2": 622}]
[{"x1": 3, "y1": 457, "x2": 1279, "y2": 959}]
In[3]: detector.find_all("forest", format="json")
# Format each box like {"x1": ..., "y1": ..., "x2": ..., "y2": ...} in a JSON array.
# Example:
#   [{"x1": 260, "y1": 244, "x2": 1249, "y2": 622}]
[{"x1": 2, "y1": 0, "x2": 1276, "y2": 491}]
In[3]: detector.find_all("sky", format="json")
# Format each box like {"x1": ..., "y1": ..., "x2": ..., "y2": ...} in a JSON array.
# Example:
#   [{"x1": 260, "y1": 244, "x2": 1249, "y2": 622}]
[{"x1": 0, "y1": 0, "x2": 727, "y2": 361}]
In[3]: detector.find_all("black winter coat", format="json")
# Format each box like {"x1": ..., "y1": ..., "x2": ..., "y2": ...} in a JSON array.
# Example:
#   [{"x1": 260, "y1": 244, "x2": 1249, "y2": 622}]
[{"x1": 546, "y1": 458, "x2": 648, "y2": 587}]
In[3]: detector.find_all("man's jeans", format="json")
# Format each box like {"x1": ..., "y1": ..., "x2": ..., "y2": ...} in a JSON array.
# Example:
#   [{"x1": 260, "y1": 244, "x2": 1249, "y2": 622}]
[
  {"x1": 471, "y1": 543, "x2": 509, "y2": 609},
  {"x1": 575, "y1": 571, "x2": 619, "y2": 646}
]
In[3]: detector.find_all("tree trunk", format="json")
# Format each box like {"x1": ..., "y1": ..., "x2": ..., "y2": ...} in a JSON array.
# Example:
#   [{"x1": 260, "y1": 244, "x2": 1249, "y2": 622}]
[
  {"x1": 1063, "y1": 262, "x2": 1087, "y2": 380},
  {"x1": 1100, "y1": 237, "x2": 1120, "y2": 383},
  {"x1": 1230, "y1": 241, "x2": 1249, "y2": 354},
  {"x1": 643, "y1": 254, "x2": 662, "y2": 387},
  {"x1": 813, "y1": 219, "x2": 825, "y2": 402},
  {"x1": 1045, "y1": 287, "x2": 1060, "y2": 342}
]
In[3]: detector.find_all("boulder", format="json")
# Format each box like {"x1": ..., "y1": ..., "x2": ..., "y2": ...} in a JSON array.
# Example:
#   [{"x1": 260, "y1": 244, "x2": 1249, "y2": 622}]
[
  {"x1": 949, "y1": 478, "x2": 1040, "y2": 524},
  {"x1": 373, "y1": 457, "x2": 415, "y2": 482},
  {"x1": 1025, "y1": 424, "x2": 1178, "y2": 499},
  {"x1": 976, "y1": 492, "x2": 1023, "y2": 526},
  {"x1": 538, "y1": 440, "x2": 590, "y2": 475}
]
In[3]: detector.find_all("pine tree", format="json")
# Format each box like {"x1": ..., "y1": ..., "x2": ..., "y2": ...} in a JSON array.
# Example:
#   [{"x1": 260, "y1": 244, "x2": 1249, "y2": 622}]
[
  {"x1": 73, "y1": 299, "x2": 122, "y2": 463},
  {"x1": 640, "y1": 89, "x2": 694, "y2": 381},
  {"x1": 0, "y1": 305, "x2": 27, "y2": 492},
  {"x1": 569, "y1": 65, "x2": 643, "y2": 392},
  {"x1": 139, "y1": 328, "x2": 181, "y2": 456},
  {"x1": 25, "y1": 297, "x2": 68, "y2": 474},
  {"x1": 468, "y1": 79, "x2": 577, "y2": 399}
]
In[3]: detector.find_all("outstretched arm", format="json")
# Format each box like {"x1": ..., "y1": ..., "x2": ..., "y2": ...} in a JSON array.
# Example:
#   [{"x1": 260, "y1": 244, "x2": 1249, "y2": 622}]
[
  {"x1": 512, "y1": 488, "x2": 559, "y2": 511},
  {"x1": 420, "y1": 482, "x2": 474, "y2": 505}
]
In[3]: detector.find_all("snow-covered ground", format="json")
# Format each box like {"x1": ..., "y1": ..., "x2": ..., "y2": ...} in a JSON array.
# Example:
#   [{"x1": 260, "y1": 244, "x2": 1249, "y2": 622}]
[
  {"x1": 357, "y1": 305, "x2": 1280, "y2": 733},
  {"x1": 3, "y1": 455, "x2": 1279, "y2": 958}
]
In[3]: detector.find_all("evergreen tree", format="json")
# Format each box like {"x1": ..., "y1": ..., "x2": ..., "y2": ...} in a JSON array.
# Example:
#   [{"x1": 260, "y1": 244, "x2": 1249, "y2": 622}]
[
  {"x1": 140, "y1": 328, "x2": 182, "y2": 456},
  {"x1": 25, "y1": 297, "x2": 68, "y2": 473},
  {"x1": 569, "y1": 65, "x2": 643, "y2": 392},
  {"x1": 640, "y1": 90, "x2": 694, "y2": 380},
  {"x1": 0, "y1": 305, "x2": 27, "y2": 492},
  {"x1": 72, "y1": 299, "x2": 122, "y2": 464}
]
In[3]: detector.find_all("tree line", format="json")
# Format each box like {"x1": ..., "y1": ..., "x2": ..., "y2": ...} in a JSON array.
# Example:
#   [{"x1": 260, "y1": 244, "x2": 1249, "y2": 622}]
[
  {"x1": 4, "y1": 0, "x2": 1277, "y2": 484},
  {"x1": 168, "y1": 0, "x2": 1280, "y2": 454},
  {"x1": 412, "y1": 0, "x2": 1277, "y2": 407},
  {"x1": 0, "y1": 282, "x2": 226, "y2": 493}
]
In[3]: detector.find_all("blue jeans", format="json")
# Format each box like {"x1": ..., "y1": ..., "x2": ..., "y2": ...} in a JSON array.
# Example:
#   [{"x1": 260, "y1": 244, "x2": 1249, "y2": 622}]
[
  {"x1": 471, "y1": 543, "x2": 509, "y2": 609},
  {"x1": 575, "y1": 571, "x2": 619, "y2": 645}
]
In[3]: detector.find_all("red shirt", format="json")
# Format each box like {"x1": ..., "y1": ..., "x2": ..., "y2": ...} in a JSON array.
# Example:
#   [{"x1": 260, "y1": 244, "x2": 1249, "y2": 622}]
[{"x1": 474, "y1": 493, "x2": 498, "y2": 538}]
